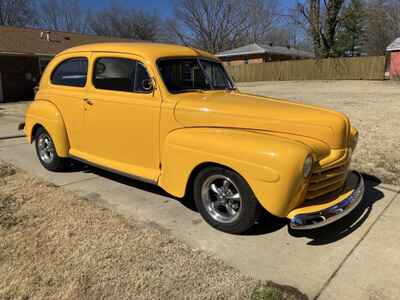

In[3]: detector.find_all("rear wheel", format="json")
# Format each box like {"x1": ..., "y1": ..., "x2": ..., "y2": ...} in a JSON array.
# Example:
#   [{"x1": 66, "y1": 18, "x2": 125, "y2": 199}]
[
  {"x1": 193, "y1": 166, "x2": 262, "y2": 234},
  {"x1": 35, "y1": 127, "x2": 68, "y2": 172}
]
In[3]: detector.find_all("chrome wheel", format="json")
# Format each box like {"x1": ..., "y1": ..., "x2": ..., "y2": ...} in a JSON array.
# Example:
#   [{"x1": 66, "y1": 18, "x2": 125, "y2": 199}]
[
  {"x1": 201, "y1": 175, "x2": 243, "y2": 223},
  {"x1": 37, "y1": 133, "x2": 55, "y2": 164}
]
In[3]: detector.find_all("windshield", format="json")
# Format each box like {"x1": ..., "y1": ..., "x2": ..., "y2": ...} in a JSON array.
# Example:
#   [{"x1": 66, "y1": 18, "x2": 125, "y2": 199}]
[{"x1": 157, "y1": 58, "x2": 235, "y2": 93}]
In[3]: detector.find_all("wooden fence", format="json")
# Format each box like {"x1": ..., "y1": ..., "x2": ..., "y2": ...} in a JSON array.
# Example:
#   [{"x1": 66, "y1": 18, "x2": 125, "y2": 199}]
[{"x1": 225, "y1": 56, "x2": 386, "y2": 82}]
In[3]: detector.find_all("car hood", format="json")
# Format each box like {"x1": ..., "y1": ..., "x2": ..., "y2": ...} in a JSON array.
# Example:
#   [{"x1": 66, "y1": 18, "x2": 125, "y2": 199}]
[{"x1": 174, "y1": 91, "x2": 350, "y2": 155}]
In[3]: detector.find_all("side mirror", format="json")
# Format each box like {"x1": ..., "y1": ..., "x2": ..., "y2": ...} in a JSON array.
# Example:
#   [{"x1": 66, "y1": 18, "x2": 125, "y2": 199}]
[{"x1": 142, "y1": 79, "x2": 154, "y2": 91}]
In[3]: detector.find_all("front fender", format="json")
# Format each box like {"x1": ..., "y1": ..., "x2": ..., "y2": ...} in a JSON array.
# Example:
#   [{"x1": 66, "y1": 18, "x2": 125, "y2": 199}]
[
  {"x1": 158, "y1": 128, "x2": 312, "y2": 217},
  {"x1": 24, "y1": 100, "x2": 70, "y2": 157}
]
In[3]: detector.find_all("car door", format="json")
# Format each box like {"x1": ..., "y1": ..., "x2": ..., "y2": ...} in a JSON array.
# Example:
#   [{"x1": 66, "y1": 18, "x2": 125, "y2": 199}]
[
  {"x1": 77, "y1": 52, "x2": 161, "y2": 182},
  {"x1": 46, "y1": 53, "x2": 89, "y2": 151}
]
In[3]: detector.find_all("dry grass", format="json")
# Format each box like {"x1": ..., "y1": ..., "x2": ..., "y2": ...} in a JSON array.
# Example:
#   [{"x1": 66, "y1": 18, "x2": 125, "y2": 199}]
[
  {"x1": 0, "y1": 161, "x2": 305, "y2": 300},
  {"x1": 239, "y1": 80, "x2": 400, "y2": 185}
]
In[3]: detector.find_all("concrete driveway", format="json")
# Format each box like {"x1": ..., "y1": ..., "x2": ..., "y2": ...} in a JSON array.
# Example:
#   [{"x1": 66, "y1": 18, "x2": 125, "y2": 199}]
[
  {"x1": 0, "y1": 135, "x2": 399, "y2": 299},
  {"x1": 1, "y1": 101, "x2": 399, "y2": 299},
  {"x1": 0, "y1": 101, "x2": 29, "y2": 137}
]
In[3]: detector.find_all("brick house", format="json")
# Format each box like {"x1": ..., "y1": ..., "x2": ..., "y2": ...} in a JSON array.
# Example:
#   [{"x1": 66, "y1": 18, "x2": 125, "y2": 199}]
[
  {"x1": 215, "y1": 43, "x2": 314, "y2": 65},
  {"x1": 387, "y1": 37, "x2": 400, "y2": 79},
  {"x1": 0, "y1": 26, "x2": 131, "y2": 102}
]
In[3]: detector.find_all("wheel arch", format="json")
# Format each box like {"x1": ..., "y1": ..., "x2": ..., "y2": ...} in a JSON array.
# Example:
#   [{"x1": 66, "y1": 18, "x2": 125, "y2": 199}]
[
  {"x1": 31, "y1": 123, "x2": 44, "y2": 141},
  {"x1": 24, "y1": 100, "x2": 70, "y2": 157},
  {"x1": 184, "y1": 162, "x2": 238, "y2": 198}
]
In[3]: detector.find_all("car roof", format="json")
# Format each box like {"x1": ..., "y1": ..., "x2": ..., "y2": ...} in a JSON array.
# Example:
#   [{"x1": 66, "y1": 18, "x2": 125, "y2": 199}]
[{"x1": 57, "y1": 42, "x2": 217, "y2": 62}]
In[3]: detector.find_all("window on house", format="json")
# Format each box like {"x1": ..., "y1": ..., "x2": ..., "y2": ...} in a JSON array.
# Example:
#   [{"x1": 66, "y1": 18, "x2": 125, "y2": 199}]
[
  {"x1": 244, "y1": 57, "x2": 249, "y2": 64},
  {"x1": 51, "y1": 57, "x2": 88, "y2": 87}
]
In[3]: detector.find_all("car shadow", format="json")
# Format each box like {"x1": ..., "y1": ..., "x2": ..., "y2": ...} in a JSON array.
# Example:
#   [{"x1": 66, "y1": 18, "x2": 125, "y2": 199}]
[
  {"x1": 65, "y1": 161, "x2": 384, "y2": 242},
  {"x1": 231, "y1": 173, "x2": 384, "y2": 238},
  {"x1": 67, "y1": 160, "x2": 173, "y2": 197},
  {"x1": 62, "y1": 160, "x2": 201, "y2": 211},
  {"x1": 245, "y1": 212, "x2": 289, "y2": 235},
  {"x1": 287, "y1": 174, "x2": 384, "y2": 245}
]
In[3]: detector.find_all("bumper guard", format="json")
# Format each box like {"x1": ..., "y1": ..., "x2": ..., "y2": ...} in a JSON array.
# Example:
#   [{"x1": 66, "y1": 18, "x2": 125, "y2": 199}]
[{"x1": 290, "y1": 171, "x2": 365, "y2": 230}]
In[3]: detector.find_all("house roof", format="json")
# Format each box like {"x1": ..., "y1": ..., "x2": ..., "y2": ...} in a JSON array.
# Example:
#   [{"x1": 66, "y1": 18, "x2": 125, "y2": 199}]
[
  {"x1": 0, "y1": 25, "x2": 132, "y2": 57},
  {"x1": 215, "y1": 43, "x2": 314, "y2": 59},
  {"x1": 387, "y1": 37, "x2": 400, "y2": 52}
]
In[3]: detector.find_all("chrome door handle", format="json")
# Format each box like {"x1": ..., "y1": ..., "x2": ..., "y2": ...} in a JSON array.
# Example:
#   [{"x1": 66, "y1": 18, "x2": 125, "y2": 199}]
[{"x1": 83, "y1": 98, "x2": 93, "y2": 105}]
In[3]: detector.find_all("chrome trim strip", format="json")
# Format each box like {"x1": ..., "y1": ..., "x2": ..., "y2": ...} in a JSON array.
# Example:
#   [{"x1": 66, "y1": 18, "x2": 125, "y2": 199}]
[
  {"x1": 290, "y1": 171, "x2": 365, "y2": 230},
  {"x1": 69, "y1": 155, "x2": 157, "y2": 185}
]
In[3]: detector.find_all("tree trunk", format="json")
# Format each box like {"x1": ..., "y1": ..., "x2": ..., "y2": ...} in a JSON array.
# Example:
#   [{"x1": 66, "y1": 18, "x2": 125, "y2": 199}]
[
  {"x1": 309, "y1": 0, "x2": 323, "y2": 57},
  {"x1": 323, "y1": 0, "x2": 345, "y2": 57}
]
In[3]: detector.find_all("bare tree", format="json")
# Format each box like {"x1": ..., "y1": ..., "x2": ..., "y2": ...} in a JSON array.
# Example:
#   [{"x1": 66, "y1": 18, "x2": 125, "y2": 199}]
[
  {"x1": 37, "y1": 0, "x2": 89, "y2": 33},
  {"x1": 0, "y1": 0, "x2": 35, "y2": 26},
  {"x1": 335, "y1": 0, "x2": 365, "y2": 56},
  {"x1": 363, "y1": 0, "x2": 400, "y2": 55},
  {"x1": 246, "y1": 0, "x2": 281, "y2": 43},
  {"x1": 88, "y1": 4, "x2": 163, "y2": 41},
  {"x1": 166, "y1": 0, "x2": 280, "y2": 53},
  {"x1": 387, "y1": 1, "x2": 400, "y2": 35},
  {"x1": 292, "y1": 0, "x2": 400, "y2": 57},
  {"x1": 294, "y1": 0, "x2": 347, "y2": 57}
]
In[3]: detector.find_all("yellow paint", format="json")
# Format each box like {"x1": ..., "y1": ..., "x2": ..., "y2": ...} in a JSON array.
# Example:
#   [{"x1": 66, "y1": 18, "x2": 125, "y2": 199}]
[
  {"x1": 24, "y1": 100, "x2": 70, "y2": 157},
  {"x1": 24, "y1": 42, "x2": 359, "y2": 219}
]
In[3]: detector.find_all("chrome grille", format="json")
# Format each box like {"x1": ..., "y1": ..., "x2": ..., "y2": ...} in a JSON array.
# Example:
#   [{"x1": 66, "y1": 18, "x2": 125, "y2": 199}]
[{"x1": 306, "y1": 162, "x2": 350, "y2": 200}]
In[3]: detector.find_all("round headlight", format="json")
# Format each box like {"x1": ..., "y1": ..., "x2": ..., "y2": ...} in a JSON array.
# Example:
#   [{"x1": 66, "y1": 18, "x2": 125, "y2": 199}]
[{"x1": 303, "y1": 155, "x2": 313, "y2": 178}]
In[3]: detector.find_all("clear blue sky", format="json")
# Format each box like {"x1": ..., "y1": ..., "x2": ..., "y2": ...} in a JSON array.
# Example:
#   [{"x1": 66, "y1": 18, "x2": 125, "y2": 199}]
[{"x1": 81, "y1": 0, "x2": 297, "y2": 18}]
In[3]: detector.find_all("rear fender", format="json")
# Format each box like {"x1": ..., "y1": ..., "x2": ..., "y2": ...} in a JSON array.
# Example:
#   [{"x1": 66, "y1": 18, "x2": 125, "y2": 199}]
[{"x1": 24, "y1": 100, "x2": 70, "y2": 157}]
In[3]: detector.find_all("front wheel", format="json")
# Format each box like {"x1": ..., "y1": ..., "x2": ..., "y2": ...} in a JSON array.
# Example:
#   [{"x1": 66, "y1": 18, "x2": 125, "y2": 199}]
[
  {"x1": 193, "y1": 166, "x2": 262, "y2": 234},
  {"x1": 35, "y1": 127, "x2": 68, "y2": 172}
]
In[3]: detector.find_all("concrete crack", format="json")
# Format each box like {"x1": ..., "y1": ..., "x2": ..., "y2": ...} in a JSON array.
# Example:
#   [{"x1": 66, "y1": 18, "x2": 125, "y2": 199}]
[{"x1": 314, "y1": 190, "x2": 400, "y2": 299}]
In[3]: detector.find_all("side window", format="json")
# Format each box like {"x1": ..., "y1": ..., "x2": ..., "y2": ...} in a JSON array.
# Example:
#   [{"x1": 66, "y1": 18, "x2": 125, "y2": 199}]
[
  {"x1": 93, "y1": 57, "x2": 151, "y2": 93},
  {"x1": 93, "y1": 58, "x2": 135, "y2": 92},
  {"x1": 51, "y1": 57, "x2": 88, "y2": 87},
  {"x1": 134, "y1": 62, "x2": 151, "y2": 92}
]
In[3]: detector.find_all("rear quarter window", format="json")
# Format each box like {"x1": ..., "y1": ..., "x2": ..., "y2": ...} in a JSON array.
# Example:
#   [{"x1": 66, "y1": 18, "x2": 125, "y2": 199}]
[{"x1": 51, "y1": 57, "x2": 88, "y2": 87}]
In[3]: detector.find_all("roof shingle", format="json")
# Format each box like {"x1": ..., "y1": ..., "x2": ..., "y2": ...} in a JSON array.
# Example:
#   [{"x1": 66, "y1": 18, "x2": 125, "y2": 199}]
[
  {"x1": 387, "y1": 37, "x2": 400, "y2": 52},
  {"x1": 0, "y1": 26, "x2": 132, "y2": 56},
  {"x1": 215, "y1": 43, "x2": 314, "y2": 58}
]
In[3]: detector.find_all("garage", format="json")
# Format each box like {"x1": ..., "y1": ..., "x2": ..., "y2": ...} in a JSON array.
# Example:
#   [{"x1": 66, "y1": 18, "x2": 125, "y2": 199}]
[
  {"x1": 0, "y1": 55, "x2": 41, "y2": 102},
  {"x1": 0, "y1": 25, "x2": 130, "y2": 102}
]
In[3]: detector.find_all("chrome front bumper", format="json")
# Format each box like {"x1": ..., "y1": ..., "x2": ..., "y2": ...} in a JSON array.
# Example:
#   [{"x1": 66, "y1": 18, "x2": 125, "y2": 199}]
[{"x1": 290, "y1": 171, "x2": 365, "y2": 230}]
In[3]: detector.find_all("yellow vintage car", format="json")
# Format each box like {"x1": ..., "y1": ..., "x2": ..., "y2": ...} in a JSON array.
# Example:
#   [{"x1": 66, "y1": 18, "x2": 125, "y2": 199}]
[{"x1": 23, "y1": 43, "x2": 364, "y2": 234}]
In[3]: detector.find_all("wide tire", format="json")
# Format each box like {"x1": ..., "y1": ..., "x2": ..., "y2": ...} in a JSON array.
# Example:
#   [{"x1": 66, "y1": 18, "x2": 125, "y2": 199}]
[
  {"x1": 35, "y1": 127, "x2": 68, "y2": 172},
  {"x1": 193, "y1": 166, "x2": 262, "y2": 234}
]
